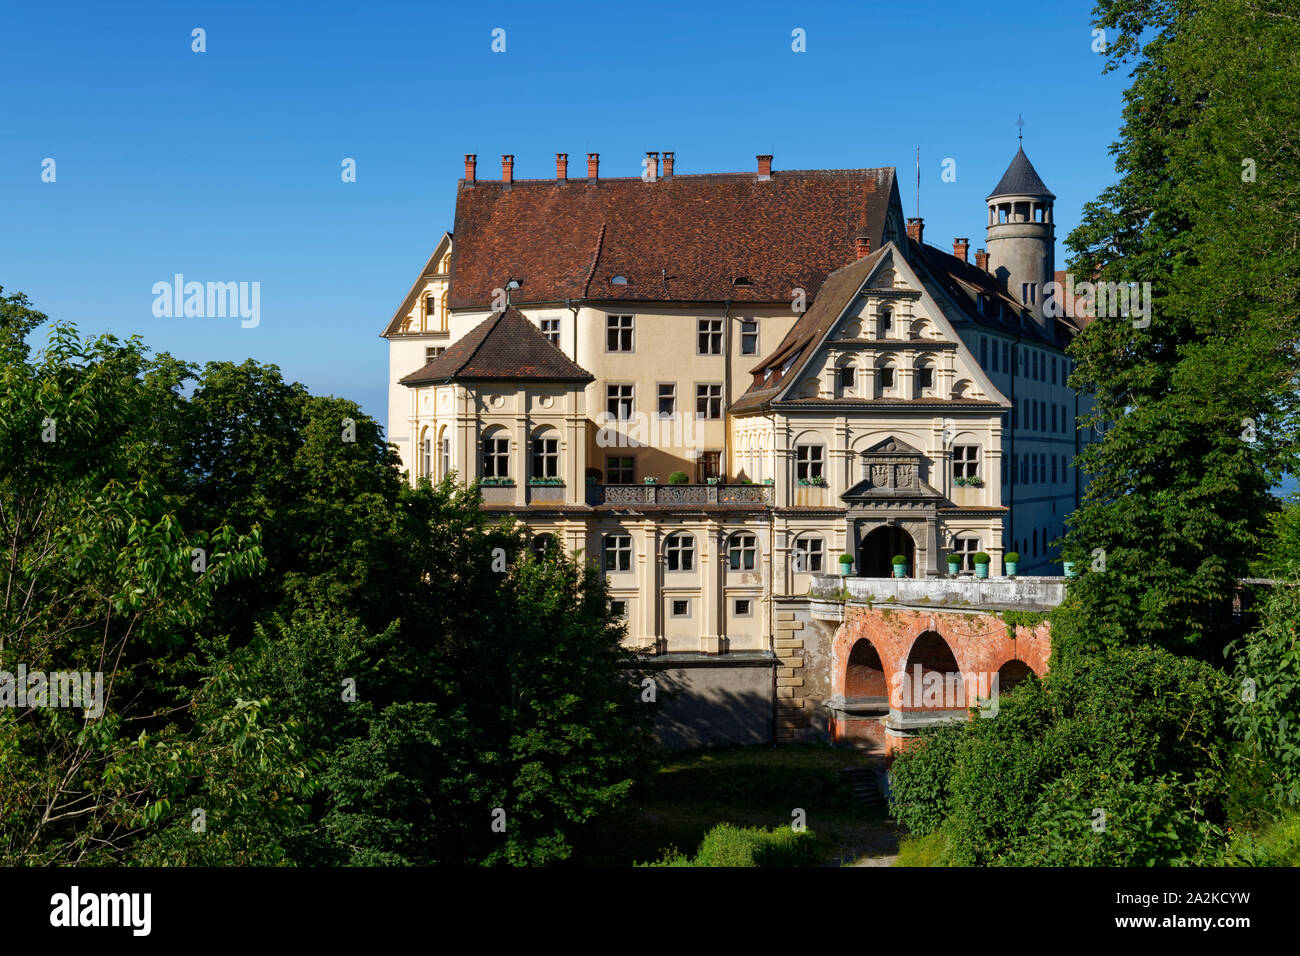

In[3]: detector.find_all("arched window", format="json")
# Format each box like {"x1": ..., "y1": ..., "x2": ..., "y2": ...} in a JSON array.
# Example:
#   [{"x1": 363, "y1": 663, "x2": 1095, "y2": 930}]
[
  {"x1": 793, "y1": 535, "x2": 825, "y2": 573},
  {"x1": 530, "y1": 428, "x2": 559, "y2": 480},
  {"x1": 481, "y1": 427, "x2": 510, "y2": 479},
  {"x1": 420, "y1": 426, "x2": 432, "y2": 478},
  {"x1": 664, "y1": 533, "x2": 695, "y2": 572},
  {"x1": 424, "y1": 294, "x2": 436, "y2": 330},
  {"x1": 437, "y1": 425, "x2": 450, "y2": 479},
  {"x1": 439, "y1": 290, "x2": 449, "y2": 330},
  {"x1": 728, "y1": 532, "x2": 758, "y2": 571}
]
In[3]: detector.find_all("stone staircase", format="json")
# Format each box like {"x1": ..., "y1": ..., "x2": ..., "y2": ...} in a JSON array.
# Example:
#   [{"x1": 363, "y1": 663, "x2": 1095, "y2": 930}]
[{"x1": 838, "y1": 766, "x2": 886, "y2": 809}]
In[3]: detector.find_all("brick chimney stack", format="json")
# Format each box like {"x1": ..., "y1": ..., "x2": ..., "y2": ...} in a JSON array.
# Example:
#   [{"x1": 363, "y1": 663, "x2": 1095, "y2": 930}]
[
  {"x1": 645, "y1": 151, "x2": 659, "y2": 182},
  {"x1": 906, "y1": 217, "x2": 924, "y2": 244},
  {"x1": 587, "y1": 153, "x2": 599, "y2": 180},
  {"x1": 757, "y1": 154, "x2": 773, "y2": 181},
  {"x1": 464, "y1": 154, "x2": 476, "y2": 184},
  {"x1": 556, "y1": 153, "x2": 568, "y2": 180},
  {"x1": 975, "y1": 248, "x2": 989, "y2": 271},
  {"x1": 501, "y1": 154, "x2": 514, "y2": 184},
  {"x1": 954, "y1": 237, "x2": 969, "y2": 263},
  {"x1": 856, "y1": 235, "x2": 872, "y2": 260},
  {"x1": 663, "y1": 152, "x2": 674, "y2": 178}
]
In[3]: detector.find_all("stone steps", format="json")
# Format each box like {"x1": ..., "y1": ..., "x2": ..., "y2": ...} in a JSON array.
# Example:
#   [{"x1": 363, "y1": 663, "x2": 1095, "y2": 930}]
[{"x1": 838, "y1": 767, "x2": 885, "y2": 809}]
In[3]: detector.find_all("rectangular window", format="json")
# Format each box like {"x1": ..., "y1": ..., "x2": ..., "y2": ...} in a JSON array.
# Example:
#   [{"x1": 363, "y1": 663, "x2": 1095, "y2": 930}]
[
  {"x1": 540, "y1": 317, "x2": 560, "y2": 346},
  {"x1": 1002, "y1": 451, "x2": 1008, "y2": 486},
  {"x1": 878, "y1": 366, "x2": 895, "y2": 388},
  {"x1": 425, "y1": 346, "x2": 446, "y2": 363},
  {"x1": 531, "y1": 435, "x2": 558, "y2": 479},
  {"x1": 917, "y1": 367, "x2": 934, "y2": 390},
  {"x1": 606, "y1": 456, "x2": 634, "y2": 484},
  {"x1": 838, "y1": 366, "x2": 856, "y2": 390},
  {"x1": 441, "y1": 437, "x2": 451, "y2": 477},
  {"x1": 1002, "y1": 342, "x2": 1010, "y2": 372},
  {"x1": 696, "y1": 383, "x2": 723, "y2": 420},
  {"x1": 657, "y1": 383, "x2": 677, "y2": 418},
  {"x1": 953, "y1": 445, "x2": 979, "y2": 479},
  {"x1": 1052, "y1": 455, "x2": 1058, "y2": 483},
  {"x1": 1052, "y1": 404, "x2": 1058, "y2": 433},
  {"x1": 795, "y1": 445, "x2": 825, "y2": 481},
  {"x1": 1051, "y1": 356, "x2": 1058, "y2": 384},
  {"x1": 698, "y1": 318, "x2": 723, "y2": 355},
  {"x1": 606, "y1": 314, "x2": 634, "y2": 352},
  {"x1": 1032, "y1": 401, "x2": 1040, "y2": 431},
  {"x1": 980, "y1": 337, "x2": 988, "y2": 368},
  {"x1": 728, "y1": 533, "x2": 757, "y2": 571},
  {"x1": 670, "y1": 599, "x2": 690, "y2": 617},
  {"x1": 740, "y1": 319, "x2": 759, "y2": 355},
  {"x1": 610, "y1": 599, "x2": 627, "y2": 618},
  {"x1": 794, "y1": 537, "x2": 824, "y2": 573},
  {"x1": 607, "y1": 384, "x2": 634, "y2": 420},
  {"x1": 991, "y1": 340, "x2": 999, "y2": 372},
  {"x1": 734, "y1": 598, "x2": 752, "y2": 617},
  {"x1": 955, "y1": 537, "x2": 979, "y2": 573},
  {"x1": 483, "y1": 436, "x2": 510, "y2": 478},
  {"x1": 1022, "y1": 282, "x2": 1037, "y2": 305},
  {"x1": 603, "y1": 534, "x2": 632, "y2": 572},
  {"x1": 423, "y1": 437, "x2": 433, "y2": 477},
  {"x1": 698, "y1": 451, "x2": 722, "y2": 482},
  {"x1": 666, "y1": 535, "x2": 695, "y2": 572}
]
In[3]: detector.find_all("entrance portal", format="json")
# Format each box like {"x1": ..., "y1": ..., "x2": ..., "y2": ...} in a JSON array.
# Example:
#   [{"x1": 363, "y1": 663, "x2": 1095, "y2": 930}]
[{"x1": 859, "y1": 525, "x2": 915, "y2": 577}]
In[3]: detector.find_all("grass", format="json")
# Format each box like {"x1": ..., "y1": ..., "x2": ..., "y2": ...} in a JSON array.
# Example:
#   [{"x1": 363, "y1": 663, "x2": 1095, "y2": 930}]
[{"x1": 584, "y1": 744, "x2": 899, "y2": 866}]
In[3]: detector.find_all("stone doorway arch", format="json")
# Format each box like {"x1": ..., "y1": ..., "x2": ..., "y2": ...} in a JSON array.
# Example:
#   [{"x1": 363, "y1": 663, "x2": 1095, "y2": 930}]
[{"x1": 859, "y1": 524, "x2": 916, "y2": 577}]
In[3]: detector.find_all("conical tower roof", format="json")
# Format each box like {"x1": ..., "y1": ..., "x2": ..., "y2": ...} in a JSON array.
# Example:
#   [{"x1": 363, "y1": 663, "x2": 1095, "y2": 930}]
[{"x1": 987, "y1": 146, "x2": 1055, "y2": 200}]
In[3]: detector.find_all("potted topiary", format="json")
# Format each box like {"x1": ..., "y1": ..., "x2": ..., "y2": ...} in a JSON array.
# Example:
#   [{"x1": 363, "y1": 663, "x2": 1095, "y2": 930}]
[
  {"x1": 947, "y1": 553, "x2": 962, "y2": 576},
  {"x1": 1004, "y1": 551, "x2": 1020, "y2": 576},
  {"x1": 973, "y1": 551, "x2": 990, "y2": 579},
  {"x1": 838, "y1": 553, "x2": 854, "y2": 576},
  {"x1": 891, "y1": 554, "x2": 907, "y2": 578},
  {"x1": 1063, "y1": 558, "x2": 1078, "y2": 578},
  {"x1": 668, "y1": 471, "x2": 689, "y2": 485},
  {"x1": 643, "y1": 476, "x2": 657, "y2": 485}
]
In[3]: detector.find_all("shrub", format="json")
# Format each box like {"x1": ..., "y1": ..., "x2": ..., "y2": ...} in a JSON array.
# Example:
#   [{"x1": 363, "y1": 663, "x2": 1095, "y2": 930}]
[
  {"x1": 973, "y1": 552, "x2": 990, "y2": 564},
  {"x1": 891, "y1": 554, "x2": 907, "y2": 565},
  {"x1": 639, "y1": 823, "x2": 818, "y2": 867},
  {"x1": 839, "y1": 554, "x2": 854, "y2": 563},
  {"x1": 894, "y1": 828, "x2": 957, "y2": 867},
  {"x1": 889, "y1": 723, "x2": 964, "y2": 835},
  {"x1": 668, "y1": 471, "x2": 689, "y2": 485},
  {"x1": 1005, "y1": 552, "x2": 1020, "y2": 563}
]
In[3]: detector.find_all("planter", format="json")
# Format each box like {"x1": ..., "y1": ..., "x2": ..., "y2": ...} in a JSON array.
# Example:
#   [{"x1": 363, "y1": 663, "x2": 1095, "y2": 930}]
[
  {"x1": 947, "y1": 559, "x2": 962, "y2": 576},
  {"x1": 892, "y1": 563, "x2": 907, "y2": 578},
  {"x1": 974, "y1": 563, "x2": 990, "y2": 579},
  {"x1": 1063, "y1": 560, "x2": 1078, "y2": 578},
  {"x1": 838, "y1": 560, "x2": 853, "y2": 577},
  {"x1": 1005, "y1": 561, "x2": 1019, "y2": 576}
]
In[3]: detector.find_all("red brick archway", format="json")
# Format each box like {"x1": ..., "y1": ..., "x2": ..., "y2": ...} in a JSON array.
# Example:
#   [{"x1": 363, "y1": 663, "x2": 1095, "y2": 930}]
[{"x1": 830, "y1": 607, "x2": 1051, "y2": 753}]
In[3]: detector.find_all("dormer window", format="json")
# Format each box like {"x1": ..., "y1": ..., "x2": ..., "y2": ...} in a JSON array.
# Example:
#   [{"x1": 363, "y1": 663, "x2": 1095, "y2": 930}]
[
  {"x1": 610, "y1": 275, "x2": 628, "y2": 285},
  {"x1": 732, "y1": 276, "x2": 752, "y2": 287},
  {"x1": 878, "y1": 307, "x2": 893, "y2": 339}
]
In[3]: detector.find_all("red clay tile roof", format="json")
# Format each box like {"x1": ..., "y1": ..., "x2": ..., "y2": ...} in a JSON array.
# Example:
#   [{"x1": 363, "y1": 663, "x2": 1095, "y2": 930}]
[
  {"x1": 399, "y1": 306, "x2": 594, "y2": 385},
  {"x1": 447, "y1": 166, "x2": 900, "y2": 308}
]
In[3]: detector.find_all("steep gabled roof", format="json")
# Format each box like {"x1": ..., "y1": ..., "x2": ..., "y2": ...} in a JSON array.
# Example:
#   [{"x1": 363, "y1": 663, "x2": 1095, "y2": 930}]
[
  {"x1": 399, "y1": 307, "x2": 593, "y2": 386},
  {"x1": 382, "y1": 232, "x2": 452, "y2": 337},
  {"x1": 448, "y1": 165, "x2": 901, "y2": 307},
  {"x1": 987, "y1": 146, "x2": 1055, "y2": 200},
  {"x1": 729, "y1": 245, "x2": 892, "y2": 413}
]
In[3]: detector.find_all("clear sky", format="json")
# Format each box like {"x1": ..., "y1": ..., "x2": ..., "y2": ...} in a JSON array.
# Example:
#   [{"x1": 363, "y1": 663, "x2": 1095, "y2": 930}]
[{"x1": 2, "y1": 0, "x2": 1129, "y2": 428}]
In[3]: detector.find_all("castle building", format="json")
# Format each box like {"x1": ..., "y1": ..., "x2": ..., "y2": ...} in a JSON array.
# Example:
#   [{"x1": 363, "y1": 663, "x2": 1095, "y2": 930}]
[{"x1": 381, "y1": 149, "x2": 1092, "y2": 658}]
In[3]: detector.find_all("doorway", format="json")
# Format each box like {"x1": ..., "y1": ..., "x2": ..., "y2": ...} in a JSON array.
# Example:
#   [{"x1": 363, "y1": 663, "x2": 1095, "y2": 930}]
[{"x1": 858, "y1": 524, "x2": 915, "y2": 577}]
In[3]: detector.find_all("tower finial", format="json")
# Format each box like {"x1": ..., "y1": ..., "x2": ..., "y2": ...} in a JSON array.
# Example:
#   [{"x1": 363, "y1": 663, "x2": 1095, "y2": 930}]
[{"x1": 1016, "y1": 113, "x2": 1024, "y2": 145}]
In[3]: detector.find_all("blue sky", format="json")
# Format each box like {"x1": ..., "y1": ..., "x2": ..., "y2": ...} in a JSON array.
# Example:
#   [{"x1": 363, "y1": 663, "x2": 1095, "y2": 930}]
[{"x1": 1, "y1": 0, "x2": 1129, "y2": 427}]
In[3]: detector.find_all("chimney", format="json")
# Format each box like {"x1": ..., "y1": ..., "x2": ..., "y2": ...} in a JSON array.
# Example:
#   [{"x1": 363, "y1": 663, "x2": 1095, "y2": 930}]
[
  {"x1": 663, "y1": 151, "x2": 675, "y2": 178},
  {"x1": 906, "y1": 217, "x2": 924, "y2": 244},
  {"x1": 587, "y1": 153, "x2": 599, "y2": 180},
  {"x1": 501, "y1": 154, "x2": 514, "y2": 184},
  {"x1": 757, "y1": 154, "x2": 773, "y2": 181},
  {"x1": 464, "y1": 154, "x2": 476, "y2": 184},
  {"x1": 645, "y1": 151, "x2": 659, "y2": 182},
  {"x1": 975, "y1": 248, "x2": 989, "y2": 271},
  {"x1": 556, "y1": 153, "x2": 568, "y2": 180},
  {"x1": 856, "y1": 235, "x2": 872, "y2": 260},
  {"x1": 953, "y1": 237, "x2": 969, "y2": 263}
]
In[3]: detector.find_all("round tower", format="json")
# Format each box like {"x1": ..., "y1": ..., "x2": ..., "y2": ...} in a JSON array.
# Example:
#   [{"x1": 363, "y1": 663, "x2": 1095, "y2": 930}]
[{"x1": 985, "y1": 146, "x2": 1055, "y2": 328}]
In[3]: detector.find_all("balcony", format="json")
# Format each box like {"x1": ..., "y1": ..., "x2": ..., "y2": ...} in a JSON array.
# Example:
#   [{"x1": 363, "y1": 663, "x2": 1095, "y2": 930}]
[
  {"x1": 809, "y1": 573, "x2": 1067, "y2": 613},
  {"x1": 588, "y1": 483, "x2": 774, "y2": 507}
]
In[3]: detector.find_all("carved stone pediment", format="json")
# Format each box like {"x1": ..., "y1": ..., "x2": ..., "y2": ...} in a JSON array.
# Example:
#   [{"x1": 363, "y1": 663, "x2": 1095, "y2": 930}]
[{"x1": 843, "y1": 436, "x2": 947, "y2": 505}]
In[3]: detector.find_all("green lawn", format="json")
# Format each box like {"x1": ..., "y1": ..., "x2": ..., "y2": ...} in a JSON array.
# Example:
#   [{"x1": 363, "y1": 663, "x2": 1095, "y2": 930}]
[{"x1": 584, "y1": 744, "x2": 900, "y2": 866}]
